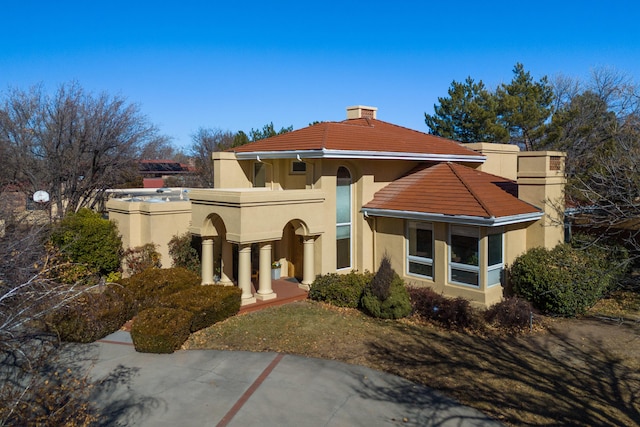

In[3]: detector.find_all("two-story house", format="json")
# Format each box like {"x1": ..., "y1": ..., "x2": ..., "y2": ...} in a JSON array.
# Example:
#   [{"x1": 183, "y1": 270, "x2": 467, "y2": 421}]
[{"x1": 182, "y1": 106, "x2": 565, "y2": 307}]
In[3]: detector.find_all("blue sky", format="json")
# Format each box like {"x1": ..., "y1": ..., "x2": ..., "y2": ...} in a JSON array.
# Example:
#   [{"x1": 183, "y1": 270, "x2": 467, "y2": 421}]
[{"x1": 2, "y1": 1, "x2": 639, "y2": 149}]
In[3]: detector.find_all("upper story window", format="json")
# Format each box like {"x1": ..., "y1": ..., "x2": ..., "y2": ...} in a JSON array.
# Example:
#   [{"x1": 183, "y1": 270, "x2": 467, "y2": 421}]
[
  {"x1": 407, "y1": 222, "x2": 433, "y2": 279},
  {"x1": 253, "y1": 162, "x2": 266, "y2": 187},
  {"x1": 291, "y1": 161, "x2": 306, "y2": 174},
  {"x1": 336, "y1": 166, "x2": 352, "y2": 270}
]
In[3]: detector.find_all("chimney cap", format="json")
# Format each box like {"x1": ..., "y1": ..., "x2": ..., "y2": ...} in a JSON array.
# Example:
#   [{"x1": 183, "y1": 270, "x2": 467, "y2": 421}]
[{"x1": 346, "y1": 105, "x2": 377, "y2": 120}]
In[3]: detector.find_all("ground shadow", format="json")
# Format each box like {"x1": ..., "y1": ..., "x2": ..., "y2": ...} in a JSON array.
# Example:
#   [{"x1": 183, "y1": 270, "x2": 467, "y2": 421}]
[{"x1": 363, "y1": 319, "x2": 640, "y2": 426}]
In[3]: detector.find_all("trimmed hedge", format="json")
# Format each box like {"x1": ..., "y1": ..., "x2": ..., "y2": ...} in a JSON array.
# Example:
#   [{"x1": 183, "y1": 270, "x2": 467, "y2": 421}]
[
  {"x1": 308, "y1": 271, "x2": 373, "y2": 308},
  {"x1": 159, "y1": 285, "x2": 241, "y2": 332},
  {"x1": 46, "y1": 284, "x2": 133, "y2": 343},
  {"x1": 131, "y1": 307, "x2": 192, "y2": 354},
  {"x1": 119, "y1": 267, "x2": 201, "y2": 314}
]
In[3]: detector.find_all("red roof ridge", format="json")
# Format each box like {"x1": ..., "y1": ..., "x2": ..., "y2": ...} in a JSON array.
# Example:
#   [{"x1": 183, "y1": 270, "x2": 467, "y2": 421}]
[{"x1": 448, "y1": 162, "x2": 494, "y2": 218}]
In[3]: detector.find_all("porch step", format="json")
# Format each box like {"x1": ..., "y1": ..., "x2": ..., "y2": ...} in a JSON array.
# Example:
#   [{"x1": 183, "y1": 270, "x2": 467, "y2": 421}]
[{"x1": 239, "y1": 278, "x2": 309, "y2": 315}]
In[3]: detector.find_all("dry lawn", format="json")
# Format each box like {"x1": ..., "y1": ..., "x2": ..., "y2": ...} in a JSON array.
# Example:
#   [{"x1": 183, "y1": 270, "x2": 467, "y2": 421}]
[{"x1": 184, "y1": 299, "x2": 640, "y2": 426}]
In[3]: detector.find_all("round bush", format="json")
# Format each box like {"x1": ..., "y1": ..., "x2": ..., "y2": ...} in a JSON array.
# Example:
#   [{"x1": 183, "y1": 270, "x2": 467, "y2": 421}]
[
  {"x1": 485, "y1": 296, "x2": 533, "y2": 331},
  {"x1": 361, "y1": 276, "x2": 412, "y2": 319},
  {"x1": 131, "y1": 307, "x2": 192, "y2": 354},
  {"x1": 309, "y1": 271, "x2": 372, "y2": 308},
  {"x1": 49, "y1": 208, "x2": 123, "y2": 277},
  {"x1": 509, "y1": 244, "x2": 615, "y2": 317}
]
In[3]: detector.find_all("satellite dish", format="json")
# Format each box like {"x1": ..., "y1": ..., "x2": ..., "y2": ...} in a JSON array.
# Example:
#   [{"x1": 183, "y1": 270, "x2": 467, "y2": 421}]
[{"x1": 33, "y1": 190, "x2": 50, "y2": 203}]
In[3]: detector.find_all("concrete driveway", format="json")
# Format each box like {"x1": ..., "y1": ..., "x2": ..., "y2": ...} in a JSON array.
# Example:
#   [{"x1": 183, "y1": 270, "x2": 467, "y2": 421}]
[{"x1": 69, "y1": 331, "x2": 501, "y2": 426}]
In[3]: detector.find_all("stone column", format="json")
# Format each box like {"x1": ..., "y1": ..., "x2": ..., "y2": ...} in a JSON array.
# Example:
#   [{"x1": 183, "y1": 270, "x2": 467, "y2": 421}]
[
  {"x1": 219, "y1": 239, "x2": 234, "y2": 285},
  {"x1": 256, "y1": 242, "x2": 276, "y2": 300},
  {"x1": 201, "y1": 237, "x2": 215, "y2": 285},
  {"x1": 238, "y1": 244, "x2": 256, "y2": 305},
  {"x1": 301, "y1": 236, "x2": 315, "y2": 290}
]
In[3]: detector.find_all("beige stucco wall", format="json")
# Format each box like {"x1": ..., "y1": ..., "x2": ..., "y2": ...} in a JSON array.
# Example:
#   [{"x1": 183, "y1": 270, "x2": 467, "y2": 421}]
[
  {"x1": 463, "y1": 143, "x2": 520, "y2": 180},
  {"x1": 107, "y1": 199, "x2": 192, "y2": 271},
  {"x1": 518, "y1": 151, "x2": 566, "y2": 249}
]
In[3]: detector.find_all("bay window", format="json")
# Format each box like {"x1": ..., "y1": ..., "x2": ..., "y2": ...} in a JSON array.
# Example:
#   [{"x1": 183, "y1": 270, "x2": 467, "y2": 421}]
[{"x1": 449, "y1": 225, "x2": 479, "y2": 287}]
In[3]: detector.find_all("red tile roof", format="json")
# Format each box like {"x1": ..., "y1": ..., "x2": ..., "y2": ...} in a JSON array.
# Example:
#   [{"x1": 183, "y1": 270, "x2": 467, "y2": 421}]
[
  {"x1": 363, "y1": 163, "x2": 541, "y2": 221},
  {"x1": 230, "y1": 118, "x2": 482, "y2": 158}
]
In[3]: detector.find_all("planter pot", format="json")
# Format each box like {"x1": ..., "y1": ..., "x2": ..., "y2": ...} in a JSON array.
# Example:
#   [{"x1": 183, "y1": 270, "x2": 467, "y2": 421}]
[{"x1": 271, "y1": 268, "x2": 281, "y2": 280}]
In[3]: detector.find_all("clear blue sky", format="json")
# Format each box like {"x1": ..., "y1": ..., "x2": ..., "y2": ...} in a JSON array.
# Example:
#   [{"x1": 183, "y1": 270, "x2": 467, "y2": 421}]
[{"x1": 2, "y1": 1, "x2": 639, "y2": 149}]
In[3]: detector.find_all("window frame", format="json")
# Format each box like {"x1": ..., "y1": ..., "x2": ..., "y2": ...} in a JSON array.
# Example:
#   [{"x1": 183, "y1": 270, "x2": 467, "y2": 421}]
[
  {"x1": 290, "y1": 161, "x2": 307, "y2": 174},
  {"x1": 253, "y1": 162, "x2": 266, "y2": 188},
  {"x1": 448, "y1": 225, "x2": 480, "y2": 288},
  {"x1": 487, "y1": 230, "x2": 504, "y2": 287},
  {"x1": 336, "y1": 166, "x2": 352, "y2": 270},
  {"x1": 406, "y1": 221, "x2": 434, "y2": 280}
]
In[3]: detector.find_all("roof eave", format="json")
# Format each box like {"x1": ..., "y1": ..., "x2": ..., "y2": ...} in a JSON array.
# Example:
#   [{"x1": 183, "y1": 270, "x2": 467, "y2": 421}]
[
  {"x1": 361, "y1": 208, "x2": 543, "y2": 227},
  {"x1": 235, "y1": 149, "x2": 486, "y2": 163}
]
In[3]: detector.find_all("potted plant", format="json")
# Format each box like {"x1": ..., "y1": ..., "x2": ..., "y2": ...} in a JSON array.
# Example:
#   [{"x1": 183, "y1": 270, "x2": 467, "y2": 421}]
[{"x1": 271, "y1": 261, "x2": 281, "y2": 280}]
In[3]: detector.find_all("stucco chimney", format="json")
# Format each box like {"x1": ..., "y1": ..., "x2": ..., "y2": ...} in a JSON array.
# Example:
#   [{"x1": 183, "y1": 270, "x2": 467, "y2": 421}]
[
  {"x1": 517, "y1": 151, "x2": 566, "y2": 249},
  {"x1": 346, "y1": 105, "x2": 377, "y2": 120}
]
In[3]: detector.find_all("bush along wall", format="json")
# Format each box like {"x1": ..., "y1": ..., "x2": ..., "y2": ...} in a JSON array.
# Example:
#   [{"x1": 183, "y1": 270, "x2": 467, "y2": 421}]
[
  {"x1": 308, "y1": 270, "x2": 372, "y2": 308},
  {"x1": 361, "y1": 255, "x2": 412, "y2": 320},
  {"x1": 508, "y1": 242, "x2": 628, "y2": 317}
]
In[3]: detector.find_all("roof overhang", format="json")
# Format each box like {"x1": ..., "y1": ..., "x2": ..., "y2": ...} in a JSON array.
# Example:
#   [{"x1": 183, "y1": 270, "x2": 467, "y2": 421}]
[
  {"x1": 361, "y1": 208, "x2": 543, "y2": 227},
  {"x1": 235, "y1": 149, "x2": 485, "y2": 163}
]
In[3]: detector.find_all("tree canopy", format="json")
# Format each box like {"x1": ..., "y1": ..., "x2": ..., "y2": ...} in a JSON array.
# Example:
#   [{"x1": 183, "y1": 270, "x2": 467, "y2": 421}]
[
  {"x1": 0, "y1": 82, "x2": 167, "y2": 216},
  {"x1": 425, "y1": 63, "x2": 554, "y2": 150}
]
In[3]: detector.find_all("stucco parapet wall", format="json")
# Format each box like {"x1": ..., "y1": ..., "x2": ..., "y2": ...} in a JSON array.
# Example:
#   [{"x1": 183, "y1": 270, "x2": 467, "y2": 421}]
[
  {"x1": 189, "y1": 188, "x2": 326, "y2": 244},
  {"x1": 106, "y1": 199, "x2": 192, "y2": 215}
]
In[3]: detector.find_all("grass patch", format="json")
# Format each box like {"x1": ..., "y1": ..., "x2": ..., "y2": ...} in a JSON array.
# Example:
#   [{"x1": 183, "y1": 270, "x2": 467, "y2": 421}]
[
  {"x1": 588, "y1": 290, "x2": 640, "y2": 320},
  {"x1": 185, "y1": 300, "x2": 640, "y2": 426}
]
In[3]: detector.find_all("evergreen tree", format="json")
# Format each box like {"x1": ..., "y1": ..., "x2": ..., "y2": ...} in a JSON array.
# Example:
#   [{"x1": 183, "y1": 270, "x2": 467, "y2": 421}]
[
  {"x1": 496, "y1": 63, "x2": 555, "y2": 150},
  {"x1": 425, "y1": 77, "x2": 508, "y2": 143}
]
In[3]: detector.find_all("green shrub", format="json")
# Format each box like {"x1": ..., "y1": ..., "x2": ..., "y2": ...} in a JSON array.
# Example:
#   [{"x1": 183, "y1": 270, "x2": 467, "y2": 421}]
[
  {"x1": 49, "y1": 208, "x2": 123, "y2": 277},
  {"x1": 308, "y1": 271, "x2": 372, "y2": 308},
  {"x1": 369, "y1": 255, "x2": 394, "y2": 300},
  {"x1": 509, "y1": 243, "x2": 619, "y2": 317},
  {"x1": 485, "y1": 297, "x2": 533, "y2": 331},
  {"x1": 168, "y1": 232, "x2": 201, "y2": 274},
  {"x1": 119, "y1": 267, "x2": 201, "y2": 314},
  {"x1": 361, "y1": 275, "x2": 412, "y2": 319},
  {"x1": 408, "y1": 286, "x2": 480, "y2": 329},
  {"x1": 123, "y1": 243, "x2": 162, "y2": 275},
  {"x1": 159, "y1": 285, "x2": 241, "y2": 332},
  {"x1": 46, "y1": 284, "x2": 133, "y2": 343},
  {"x1": 131, "y1": 307, "x2": 192, "y2": 353}
]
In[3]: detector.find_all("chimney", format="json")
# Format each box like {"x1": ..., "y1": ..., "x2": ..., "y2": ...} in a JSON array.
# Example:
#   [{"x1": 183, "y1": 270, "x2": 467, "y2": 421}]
[
  {"x1": 346, "y1": 105, "x2": 377, "y2": 120},
  {"x1": 517, "y1": 151, "x2": 566, "y2": 249}
]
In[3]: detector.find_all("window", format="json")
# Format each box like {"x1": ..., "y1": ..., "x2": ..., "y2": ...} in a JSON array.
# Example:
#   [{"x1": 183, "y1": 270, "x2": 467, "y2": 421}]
[
  {"x1": 336, "y1": 167, "x2": 351, "y2": 269},
  {"x1": 291, "y1": 161, "x2": 306, "y2": 174},
  {"x1": 487, "y1": 232, "x2": 503, "y2": 286},
  {"x1": 449, "y1": 225, "x2": 479, "y2": 287},
  {"x1": 253, "y1": 162, "x2": 266, "y2": 187},
  {"x1": 407, "y1": 222, "x2": 433, "y2": 279}
]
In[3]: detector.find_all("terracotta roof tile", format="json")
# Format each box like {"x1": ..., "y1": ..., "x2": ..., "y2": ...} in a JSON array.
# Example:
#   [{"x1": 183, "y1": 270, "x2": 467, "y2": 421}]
[
  {"x1": 363, "y1": 163, "x2": 540, "y2": 219},
  {"x1": 231, "y1": 118, "x2": 480, "y2": 157}
]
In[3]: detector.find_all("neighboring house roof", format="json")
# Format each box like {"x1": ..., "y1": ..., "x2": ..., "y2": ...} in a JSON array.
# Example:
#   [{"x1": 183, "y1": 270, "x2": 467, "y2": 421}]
[
  {"x1": 230, "y1": 118, "x2": 485, "y2": 163},
  {"x1": 139, "y1": 160, "x2": 191, "y2": 175},
  {"x1": 362, "y1": 162, "x2": 543, "y2": 226}
]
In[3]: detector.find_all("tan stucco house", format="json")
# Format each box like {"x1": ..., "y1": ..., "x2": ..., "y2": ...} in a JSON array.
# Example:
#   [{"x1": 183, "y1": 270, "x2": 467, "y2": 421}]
[{"x1": 108, "y1": 106, "x2": 565, "y2": 307}]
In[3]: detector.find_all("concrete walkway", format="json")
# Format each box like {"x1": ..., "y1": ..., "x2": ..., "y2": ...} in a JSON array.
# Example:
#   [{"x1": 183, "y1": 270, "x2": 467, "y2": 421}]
[{"x1": 71, "y1": 331, "x2": 501, "y2": 426}]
